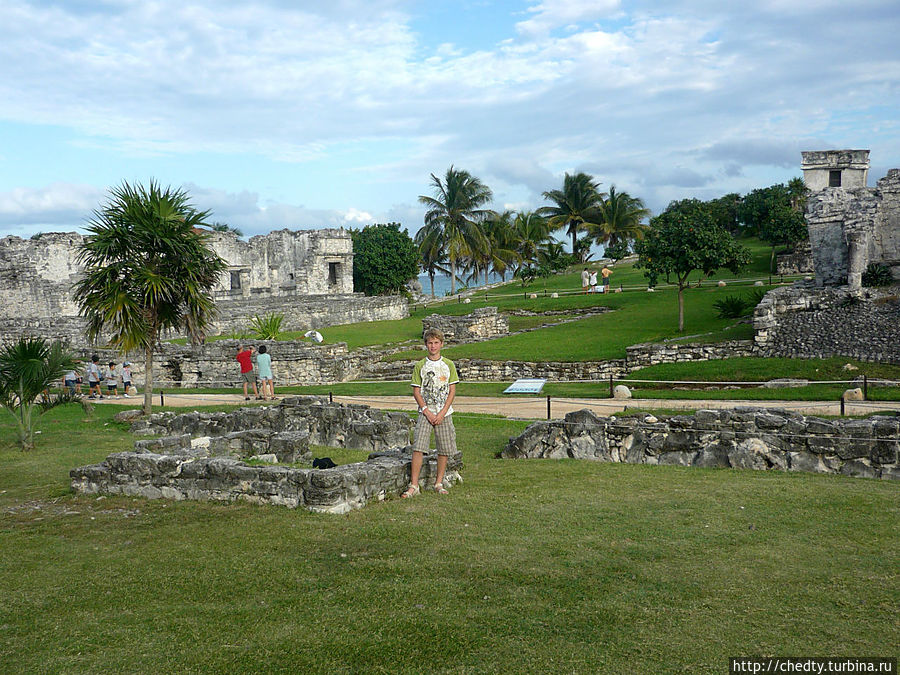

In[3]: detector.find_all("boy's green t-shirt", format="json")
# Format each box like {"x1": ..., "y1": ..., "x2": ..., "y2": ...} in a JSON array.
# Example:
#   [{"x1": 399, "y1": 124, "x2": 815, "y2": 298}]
[{"x1": 411, "y1": 356, "x2": 459, "y2": 415}]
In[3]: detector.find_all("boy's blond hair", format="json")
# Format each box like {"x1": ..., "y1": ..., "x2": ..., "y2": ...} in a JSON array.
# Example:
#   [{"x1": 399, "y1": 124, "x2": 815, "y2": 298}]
[{"x1": 423, "y1": 328, "x2": 445, "y2": 343}]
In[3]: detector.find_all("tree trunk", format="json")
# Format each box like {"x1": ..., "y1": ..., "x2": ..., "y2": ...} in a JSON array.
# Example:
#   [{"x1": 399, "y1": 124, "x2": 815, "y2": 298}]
[
  {"x1": 677, "y1": 285, "x2": 685, "y2": 332},
  {"x1": 450, "y1": 259, "x2": 457, "y2": 294},
  {"x1": 770, "y1": 246, "x2": 776, "y2": 274},
  {"x1": 429, "y1": 274, "x2": 435, "y2": 298},
  {"x1": 142, "y1": 345, "x2": 154, "y2": 415}
]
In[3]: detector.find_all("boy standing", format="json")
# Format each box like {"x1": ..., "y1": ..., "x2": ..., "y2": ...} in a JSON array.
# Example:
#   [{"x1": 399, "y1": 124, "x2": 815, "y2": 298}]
[
  {"x1": 236, "y1": 345, "x2": 260, "y2": 401},
  {"x1": 403, "y1": 328, "x2": 459, "y2": 498},
  {"x1": 601, "y1": 264, "x2": 612, "y2": 293}
]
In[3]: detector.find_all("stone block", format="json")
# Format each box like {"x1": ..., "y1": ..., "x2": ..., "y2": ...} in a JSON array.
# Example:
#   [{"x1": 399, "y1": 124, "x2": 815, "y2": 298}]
[{"x1": 840, "y1": 459, "x2": 878, "y2": 479}]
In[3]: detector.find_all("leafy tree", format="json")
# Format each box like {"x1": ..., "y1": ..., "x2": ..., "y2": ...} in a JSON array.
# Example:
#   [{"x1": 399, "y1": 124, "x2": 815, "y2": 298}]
[
  {"x1": 604, "y1": 239, "x2": 631, "y2": 261},
  {"x1": 590, "y1": 185, "x2": 650, "y2": 248},
  {"x1": 708, "y1": 193, "x2": 742, "y2": 234},
  {"x1": 636, "y1": 199, "x2": 751, "y2": 331},
  {"x1": 73, "y1": 180, "x2": 228, "y2": 415},
  {"x1": 350, "y1": 222, "x2": 420, "y2": 296},
  {"x1": 539, "y1": 172, "x2": 605, "y2": 255},
  {"x1": 0, "y1": 337, "x2": 78, "y2": 450},
  {"x1": 419, "y1": 166, "x2": 493, "y2": 294},
  {"x1": 414, "y1": 222, "x2": 449, "y2": 297}
]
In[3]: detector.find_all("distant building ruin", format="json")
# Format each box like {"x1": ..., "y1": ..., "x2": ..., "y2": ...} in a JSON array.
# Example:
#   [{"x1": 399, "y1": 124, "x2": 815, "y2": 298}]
[
  {"x1": 0, "y1": 228, "x2": 407, "y2": 343},
  {"x1": 802, "y1": 149, "x2": 900, "y2": 289}
]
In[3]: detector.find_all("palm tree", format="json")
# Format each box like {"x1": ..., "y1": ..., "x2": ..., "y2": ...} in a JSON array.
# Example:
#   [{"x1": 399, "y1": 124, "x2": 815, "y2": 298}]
[
  {"x1": 539, "y1": 172, "x2": 605, "y2": 254},
  {"x1": 414, "y1": 222, "x2": 449, "y2": 297},
  {"x1": 0, "y1": 337, "x2": 78, "y2": 450},
  {"x1": 418, "y1": 166, "x2": 493, "y2": 294},
  {"x1": 510, "y1": 211, "x2": 551, "y2": 274},
  {"x1": 73, "y1": 180, "x2": 228, "y2": 415},
  {"x1": 590, "y1": 185, "x2": 650, "y2": 249},
  {"x1": 481, "y1": 210, "x2": 519, "y2": 283}
]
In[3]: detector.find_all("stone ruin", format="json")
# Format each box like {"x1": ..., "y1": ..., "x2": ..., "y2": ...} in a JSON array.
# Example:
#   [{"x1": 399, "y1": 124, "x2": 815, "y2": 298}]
[
  {"x1": 420, "y1": 306, "x2": 509, "y2": 343},
  {"x1": 503, "y1": 407, "x2": 899, "y2": 481},
  {"x1": 801, "y1": 150, "x2": 900, "y2": 289},
  {"x1": 751, "y1": 150, "x2": 900, "y2": 365},
  {"x1": 0, "y1": 228, "x2": 407, "y2": 343},
  {"x1": 70, "y1": 396, "x2": 462, "y2": 514}
]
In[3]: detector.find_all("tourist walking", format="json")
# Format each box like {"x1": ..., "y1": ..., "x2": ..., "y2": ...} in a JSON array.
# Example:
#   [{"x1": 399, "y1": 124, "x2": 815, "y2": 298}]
[
  {"x1": 105, "y1": 361, "x2": 120, "y2": 398},
  {"x1": 581, "y1": 268, "x2": 590, "y2": 294},
  {"x1": 87, "y1": 355, "x2": 103, "y2": 399},
  {"x1": 236, "y1": 345, "x2": 260, "y2": 401},
  {"x1": 62, "y1": 364, "x2": 81, "y2": 396},
  {"x1": 256, "y1": 345, "x2": 276, "y2": 400},
  {"x1": 402, "y1": 328, "x2": 459, "y2": 498},
  {"x1": 122, "y1": 361, "x2": 133, "y2": 397}
]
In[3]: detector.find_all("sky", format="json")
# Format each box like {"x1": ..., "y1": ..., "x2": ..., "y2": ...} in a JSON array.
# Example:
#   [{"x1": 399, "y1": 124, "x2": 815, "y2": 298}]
[{"x1": 1, "y1": 0, "x2": 899, "y2": 240}]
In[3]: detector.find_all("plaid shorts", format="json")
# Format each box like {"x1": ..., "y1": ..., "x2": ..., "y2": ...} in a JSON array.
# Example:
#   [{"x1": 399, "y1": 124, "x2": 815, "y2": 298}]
[{"x1": 412, "y1": 413, "x2": 457, "y2": 456}]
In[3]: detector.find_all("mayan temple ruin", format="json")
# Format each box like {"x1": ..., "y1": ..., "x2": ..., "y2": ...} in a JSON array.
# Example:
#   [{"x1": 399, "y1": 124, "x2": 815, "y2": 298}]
[{"x1": 0, "y1": 227, "x2": 407, "y2": 344}]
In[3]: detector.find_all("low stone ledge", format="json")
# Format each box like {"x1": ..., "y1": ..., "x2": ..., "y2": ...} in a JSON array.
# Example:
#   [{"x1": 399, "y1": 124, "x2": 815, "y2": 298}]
[
  {"x1": 70, "y1": 449, "x2": 463, "y2": 514},
  {"x1": 130, "y1": 397, "x2": 410, "y2": 452},
  {"x1": 502, "y1": 407, "x2": 899, "y2": 480}
]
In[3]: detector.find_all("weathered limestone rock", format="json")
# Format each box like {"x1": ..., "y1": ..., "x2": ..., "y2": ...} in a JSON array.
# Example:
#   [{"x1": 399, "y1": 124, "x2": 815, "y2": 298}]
[
  {"x1": 843, "y1": 388, "x2": 864, "y2": 401},
  {"x1": 70, "y1": 398, "x2": 460, "y2": 514},
  {"x1": 502, "y1": 408, "x2": 898, "y2": 480},
  {"x1": 613, "y1": 385, "x2": 632, "y2": 400}
]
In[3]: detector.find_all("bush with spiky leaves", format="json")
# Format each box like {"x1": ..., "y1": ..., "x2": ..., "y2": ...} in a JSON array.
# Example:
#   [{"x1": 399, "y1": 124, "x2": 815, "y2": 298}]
[
  {"x1": 0, "y1": 337, "x2": 78, "y2": 450},
  {"x1": 250, "y1": 313, "x2": 284, "y2": 340},
  {"x1": 713, "y1": 295, "x2": 751, "y2": 319}
]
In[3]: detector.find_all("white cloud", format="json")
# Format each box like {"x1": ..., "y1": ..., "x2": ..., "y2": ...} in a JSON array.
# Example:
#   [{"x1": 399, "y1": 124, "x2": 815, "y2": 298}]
[
  {"x1": 0, "y1": 0, "x2": 898, "y2": 235},
  {"x1": 0, "y1": 183, "x2": 103, "y2": 228},
  {"x1": 516, "y1": 0, "x2": 622, "y2": 36}
]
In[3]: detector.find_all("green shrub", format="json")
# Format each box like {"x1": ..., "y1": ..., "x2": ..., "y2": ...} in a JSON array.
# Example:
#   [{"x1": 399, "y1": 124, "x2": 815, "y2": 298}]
[
  {"x1": 862, "y1": 263, "x2": 894, "y2": 287},
  {"x1": 747, "y1": 288, "x2": 768, "y2": 307},
  {"x1": 713, "y1": 295, "x2": 750, "y2": 318},
  {"x1": 250, "y1": 313, "x2": 284, "y2": 340}
]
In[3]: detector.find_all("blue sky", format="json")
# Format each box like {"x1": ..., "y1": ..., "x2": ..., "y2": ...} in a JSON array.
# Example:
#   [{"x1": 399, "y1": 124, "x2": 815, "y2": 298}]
[{"x1": 1, "y1": 0, "x2": 899, "y2": 239}]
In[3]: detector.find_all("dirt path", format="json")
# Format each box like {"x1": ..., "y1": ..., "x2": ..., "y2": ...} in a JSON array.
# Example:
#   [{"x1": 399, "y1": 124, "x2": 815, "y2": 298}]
[{"x1": 93, "y1": 393, "x2": 900, "y2": 419}]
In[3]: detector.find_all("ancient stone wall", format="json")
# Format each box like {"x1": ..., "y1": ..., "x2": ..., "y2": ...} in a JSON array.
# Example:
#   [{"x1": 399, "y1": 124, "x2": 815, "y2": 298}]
[
  {"x1": 805, "y1": 168, "x2": 900, "y2": 288},
  {"x1": 0, "y1": 228, "x2": 407, "y2": 343},
  {"x1": 71, "y1": 340, "x2": 361, "y2": 388},
  {"x1": 70, "y1": 397, "x2": 462, "y2": 513},
  {"x1": 209, "y1": 293, "x2": 406, "y2": 336},
  {"x1": 130, "y1": 396, "x2": 412, "y2": 450},
  {"x1": 363, "y1": 340, "x2": 756, "y2": 381},
  {"x1": 754, "y1": 285, "x2": 900, "y2": 364},
  {"x1": 503, "y1": 407, "x2": 899, "y2": 480},
  {"x1": 206, "y1": 228, "x2": 353, "y2": 297},
  {"x1": 776, "y1": 239, "x2": 813, "y2": 275},
  {"x1": 421, "y1": 307, "x2": 509, "y2": 342}
]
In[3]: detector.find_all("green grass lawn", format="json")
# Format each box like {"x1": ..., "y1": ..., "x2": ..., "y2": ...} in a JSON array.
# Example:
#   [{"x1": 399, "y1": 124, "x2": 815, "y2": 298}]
[{"x1": 1, "y1": 404, "x2": 897, "y2": 673}]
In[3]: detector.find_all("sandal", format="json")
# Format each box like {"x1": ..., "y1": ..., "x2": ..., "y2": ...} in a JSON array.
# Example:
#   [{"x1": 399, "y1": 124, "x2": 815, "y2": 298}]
[
  {"x1": 433, "y1": 483, "x2": 449, "y2": 495},
  {"x1": 401, "y1": 484, "x2": 420, "y2": 499}
]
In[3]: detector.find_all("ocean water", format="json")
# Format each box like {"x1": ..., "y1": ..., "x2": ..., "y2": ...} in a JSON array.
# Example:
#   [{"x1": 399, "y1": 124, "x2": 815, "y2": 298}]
[{"x1": 417, "y1": 272, "x2": 506, "y2": 298}]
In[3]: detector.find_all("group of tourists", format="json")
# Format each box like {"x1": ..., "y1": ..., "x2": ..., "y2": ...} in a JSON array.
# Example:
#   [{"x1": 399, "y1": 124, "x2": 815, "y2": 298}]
[
  {"x1": 63, "y1": 354, "x2": 134, "y2": 399},
  {"x1": 581, "y1": 265, "x2": 613, "y2": 294},
  {"x1": 235, "y1": 345, "x2": 277, "y2": 401}
]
